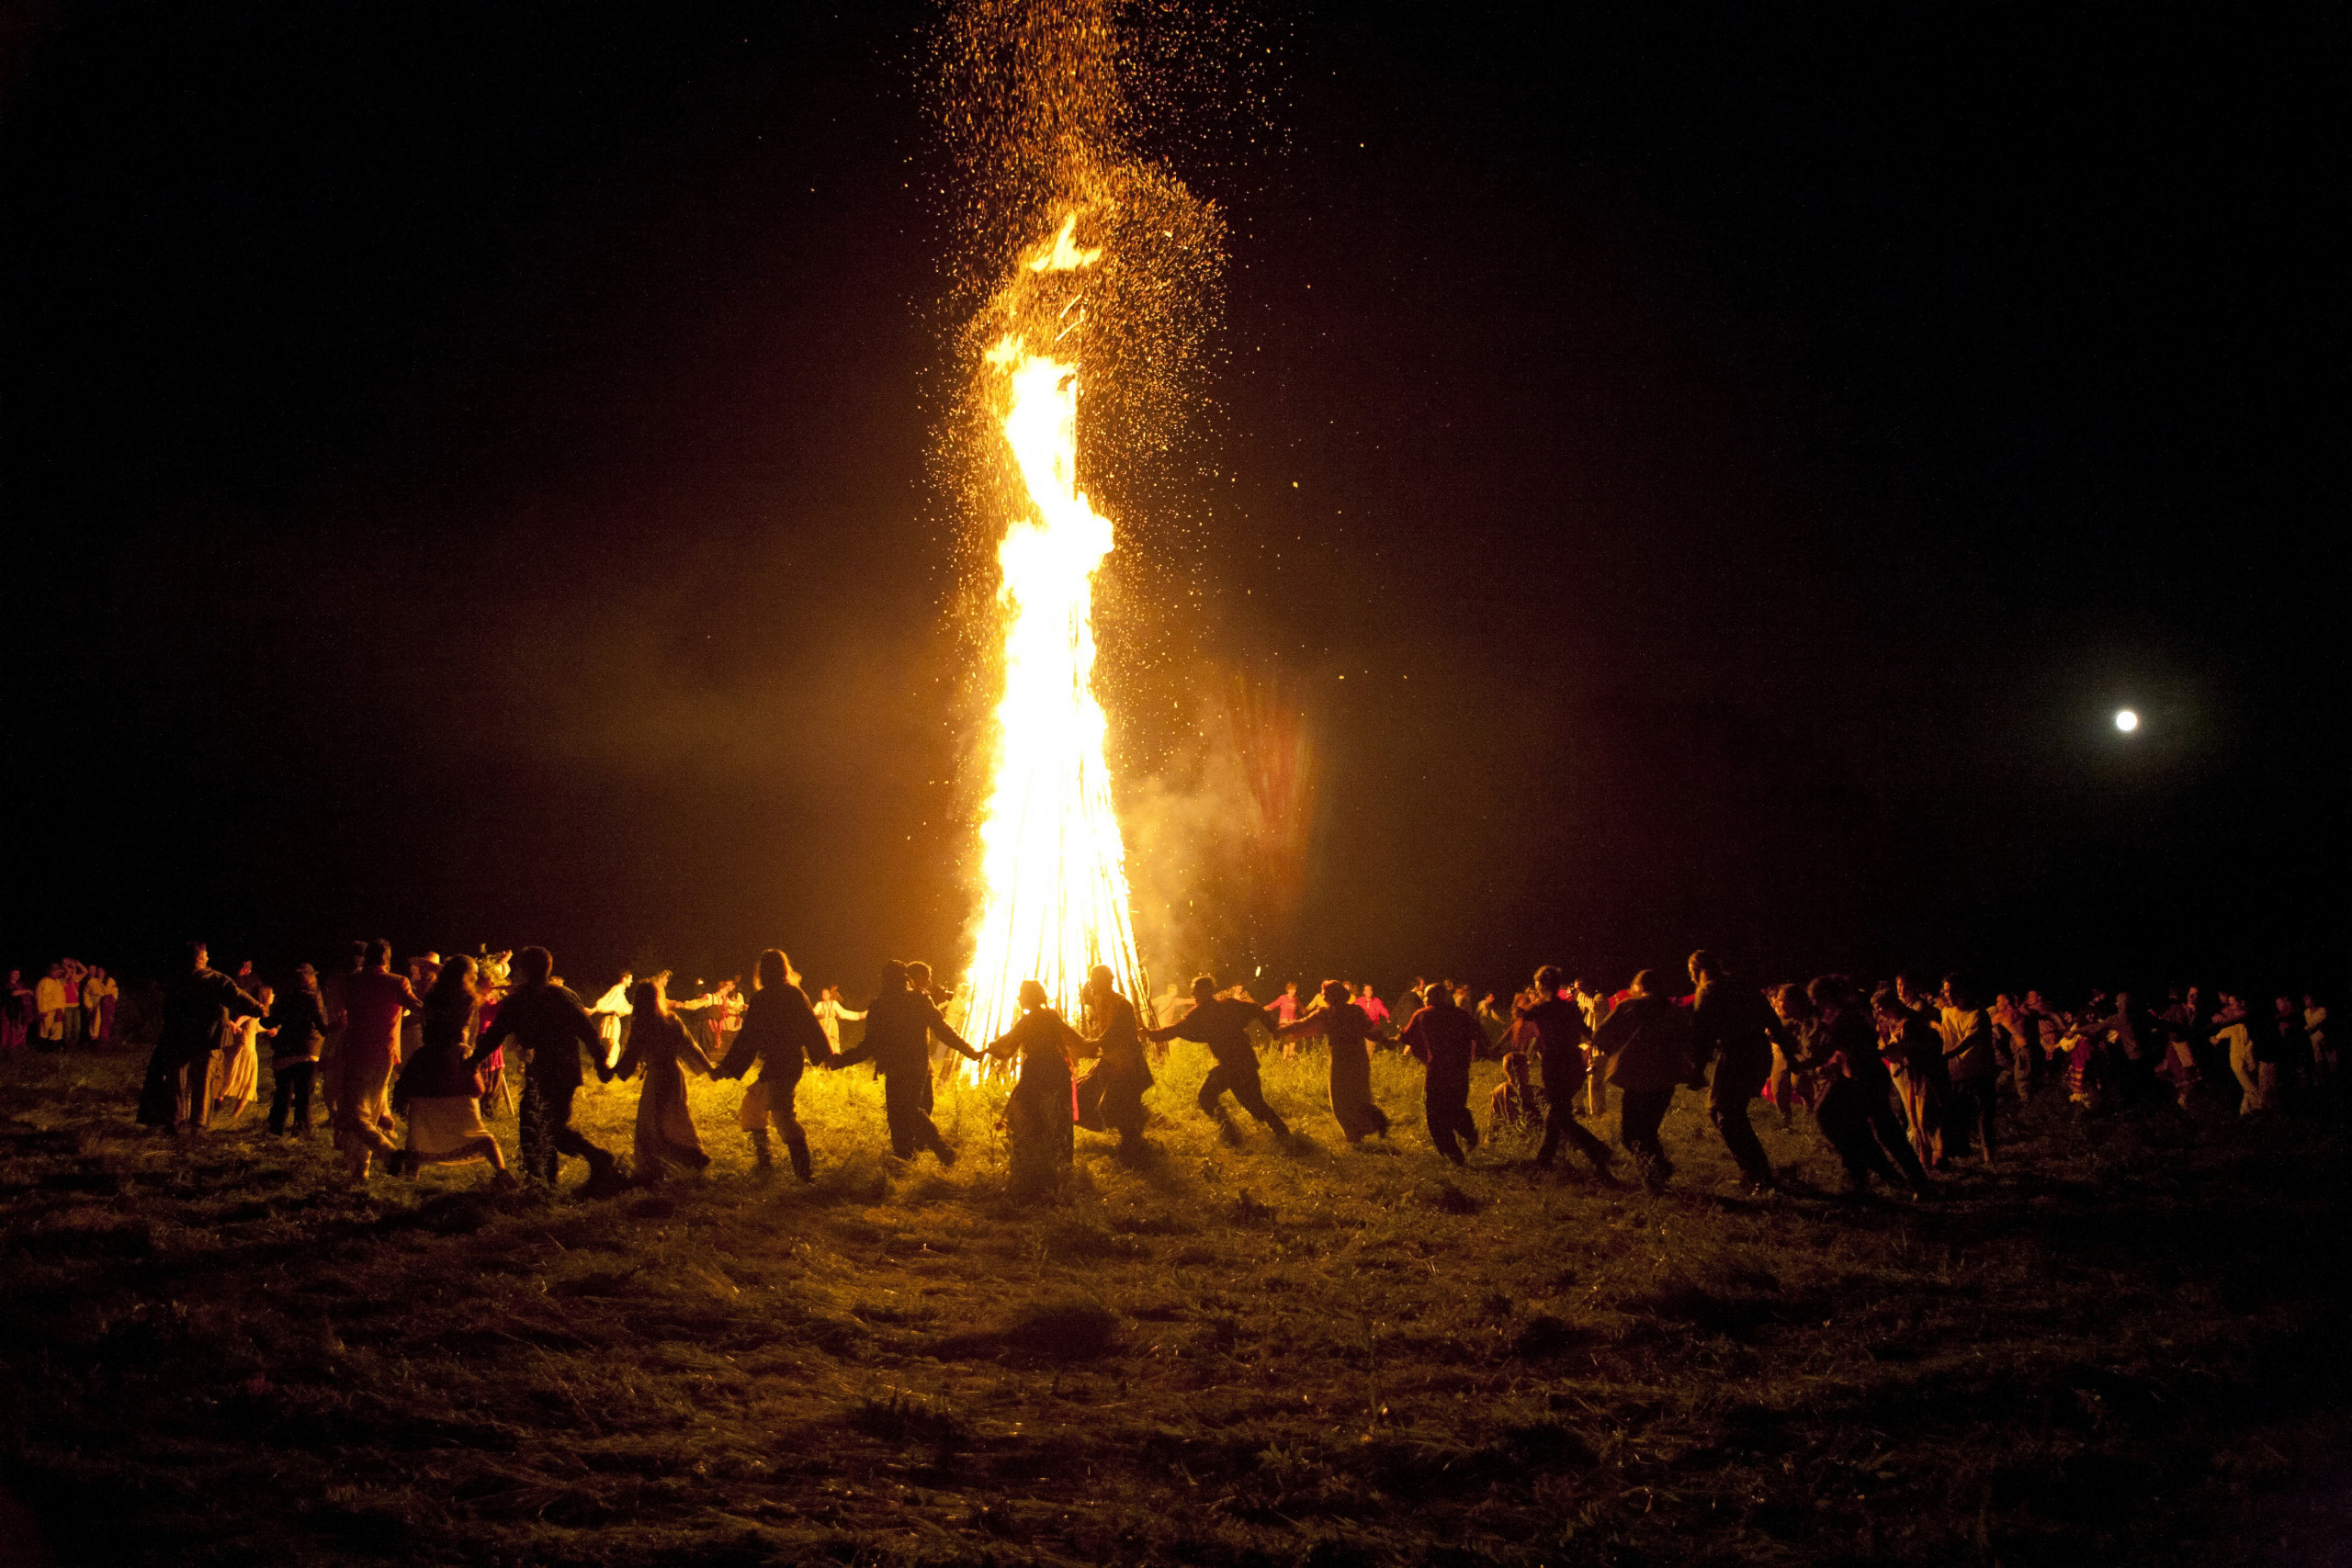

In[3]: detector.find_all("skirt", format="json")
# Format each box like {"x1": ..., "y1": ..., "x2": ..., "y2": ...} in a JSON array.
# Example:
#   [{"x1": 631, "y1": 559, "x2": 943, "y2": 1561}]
[
  {"x1": 407, "y1": 1096, "x2": 494, "y2": 1161},
  {"x1": 217, "y1": 1039, "x2": 258, "y2": 1117}
]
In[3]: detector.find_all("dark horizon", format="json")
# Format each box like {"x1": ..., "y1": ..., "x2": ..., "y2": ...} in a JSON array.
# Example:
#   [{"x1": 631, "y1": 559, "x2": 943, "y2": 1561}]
[{"x1": 3, "y1": 3, "x2": 2342, "y2": 1000}]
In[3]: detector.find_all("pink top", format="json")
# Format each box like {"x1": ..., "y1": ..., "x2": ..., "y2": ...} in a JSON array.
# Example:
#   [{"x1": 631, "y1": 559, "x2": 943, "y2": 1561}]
[{"x1": 344, "y1": 969, "x2": 423, "y2": 1059}]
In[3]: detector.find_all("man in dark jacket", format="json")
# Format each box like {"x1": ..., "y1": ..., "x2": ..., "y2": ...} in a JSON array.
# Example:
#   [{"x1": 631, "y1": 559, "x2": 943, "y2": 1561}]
[
  {"x1": 1146, "y1": 975, "x2": 1292, "y2": 1140},
  {"x1": 138, "y1": 942, "x2": 265, "y2": 1134},
  {"x1": 834, "y1": 960, "x2": 980, "y2": 1165},
  {"x1": 1399, "y1": 981, "x2": 1487, "y2": 1165},
  {"x1": 1515, "y1": 965, "x2": 1616, "y2": 1175},
  {"x1": 475, "y1": 945, "x2": 624, "y2": 1195},
  {"x1": 1689, "y1": 951, "x2": 1794, "y2": 1194},
  {"x1": 1593, "y1": 968, "x2": 1694, "y2": 1190}
]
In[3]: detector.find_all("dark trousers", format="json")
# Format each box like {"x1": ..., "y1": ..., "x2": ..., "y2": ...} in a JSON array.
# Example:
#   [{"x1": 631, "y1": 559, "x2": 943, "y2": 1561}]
[
  {"x1": 1536, "y1": 1089, "x2": 1614, "y2": 1171},
  {"x1": 1950, "y1": 1074, "x2": 1999, "y2": 1158},
  {"x1": 518, "y1": 1078, "x2": 614, "y2": 1186},
  {"x1": 267, "y1": 1061, "x2": 316, "y2": 1133},
  {"x1": 883, "y1": 1069, "x2": 952, "y2": 1161},
  {"x1": 1709, "y1": 1072, "x2": 1771, "y2": 1183},
  {"x1": 1822, "y1": 1078, "x2": 1928, "y2": 1190},
  {"x1": 1198, "y1": 1062, "x2": 1288, "y2": 1134},
  {"x1": 1617, "y1": 1087, "x2": 1677, "y2": 1188},
  {"x1": 1423, "y1": 1064, "x2": 1479, "y2": 1164},
  {"x1": 1815, "y1": 1078, "x2": 1905, "y2": 1188}
]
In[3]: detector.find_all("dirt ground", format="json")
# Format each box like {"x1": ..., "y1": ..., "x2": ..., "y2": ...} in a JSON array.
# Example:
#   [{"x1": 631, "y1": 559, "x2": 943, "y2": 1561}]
[{"x1": 1, "y1": 1039, "x2": 2346, "y2": 1566}]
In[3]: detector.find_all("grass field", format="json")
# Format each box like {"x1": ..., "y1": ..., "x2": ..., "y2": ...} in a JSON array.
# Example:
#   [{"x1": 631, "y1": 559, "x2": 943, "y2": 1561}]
[{"x1": 1, "y1": 1039, "x2": 2346, "y2": 1566}]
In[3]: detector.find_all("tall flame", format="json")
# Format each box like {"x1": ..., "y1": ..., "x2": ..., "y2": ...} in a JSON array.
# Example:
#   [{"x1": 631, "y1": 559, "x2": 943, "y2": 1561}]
[{"x1": 962, "y1": 215, "x2": 1148, "y2": 1047}]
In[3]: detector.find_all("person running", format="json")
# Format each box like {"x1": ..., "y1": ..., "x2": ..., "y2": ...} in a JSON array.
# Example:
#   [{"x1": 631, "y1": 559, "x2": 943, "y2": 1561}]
[
  {"x1": 1397, "y1": 980, "x2": 1485, "y2": 1165},
  {"x1": 475, "y1": 945, "x2": 624, "y2": 1194},
  {"x1": 136, "y1": 942, "x2": 266, "y2": 1134},
  {"x1": 616, "y1": 976, "x2": 717, "y2": 1183},
  {"x1": 266, "y1": 964, "x2": 330, "y2": 1135},
  {"x1": 1688, "y1": 951, "x2": 1792, "y2": 1194},
  {"x1": 983, "y1": 979, "x2": 1082, "y2": 1190},
  {"x1": 331, "y1": 941, "x2": 423, "y2": 1181},
  {"x1": 834, "y1": 961, "x2": 982, "y2": 1166},
  {"x1": 1074, "y1": 965, "x2": 1154, "y2": 1162},
  {"x1": 1275, "y1": 980, "x2": 1392, "y2": 1145},
  {"x1": 1515, "y1": 965, "x2": 1614, "y2": 1175},
  {"x1": 1591, "y1": 968, "x2": 1695, "y2": 1191},
  {"x1": 1804, "y1": 976, "x2": 1930, "y2": 1197},
  {"x1": 390, "y1": 954, "x2": 514, "y2": 1185},
  {"x1": 715, "y1": 949, "x2": 834, "y2": 1181},
  {"x1": 1144, "y1": 974, "x2": 1292, "y2": 1141},
  {"x1": 1874, "y1": 985, "x2": 1951, "y2": 1168}
]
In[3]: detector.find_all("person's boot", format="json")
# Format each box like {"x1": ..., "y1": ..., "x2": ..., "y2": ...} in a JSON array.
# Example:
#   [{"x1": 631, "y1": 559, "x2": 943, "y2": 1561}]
[
  {"x1": 785, "y1": 1134, "x2": 813, "y2": 1182},
  {"x1": 750, "y1": 1128, "x2": 775, "y2": 1176},
  {"x1": 581, "y1": 1150, "x2": 628, "y2": 1199}
]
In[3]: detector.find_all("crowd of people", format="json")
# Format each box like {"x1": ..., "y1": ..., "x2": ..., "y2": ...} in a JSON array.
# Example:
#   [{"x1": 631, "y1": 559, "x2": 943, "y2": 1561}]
[
  {"x1": 4, "y1": 938, "x2": 2335, "y2": 1203},
  {"x1": 3, "y1": 958, "x2": 119, "y2": 1050}
]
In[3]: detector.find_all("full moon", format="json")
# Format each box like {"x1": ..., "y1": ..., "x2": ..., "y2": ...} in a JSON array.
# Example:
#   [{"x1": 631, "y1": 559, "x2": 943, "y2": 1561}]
[{"x1": 2115, "y1": 708, "x2": 2140, "y2": 732}]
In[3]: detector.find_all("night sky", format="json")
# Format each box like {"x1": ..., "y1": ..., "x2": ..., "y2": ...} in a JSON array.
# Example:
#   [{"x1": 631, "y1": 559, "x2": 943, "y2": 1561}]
[{"x1": 3, "y1": 3, "x2": 2340, "y2": 998}]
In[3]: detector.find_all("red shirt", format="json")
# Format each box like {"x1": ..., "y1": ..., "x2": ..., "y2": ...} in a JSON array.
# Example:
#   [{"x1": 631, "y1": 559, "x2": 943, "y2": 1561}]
[{"x1": 343, "y1": 969, "x2": 422, "y2": 1059}]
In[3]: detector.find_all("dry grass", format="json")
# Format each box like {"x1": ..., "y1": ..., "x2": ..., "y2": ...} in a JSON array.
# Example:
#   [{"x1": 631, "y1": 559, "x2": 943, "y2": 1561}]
[{"x1": 1, "y1": 1041, "x2": 2346, "y2": 1566}]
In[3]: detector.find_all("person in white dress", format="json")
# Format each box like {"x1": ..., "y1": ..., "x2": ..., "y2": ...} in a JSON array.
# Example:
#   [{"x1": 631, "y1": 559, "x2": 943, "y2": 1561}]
[
  {"x1": 215, "y1": 983, "x2": 276, "y2": 1122},
  {"x1": 589, "y1": 973, "x2": 633, "y2": 1072}
]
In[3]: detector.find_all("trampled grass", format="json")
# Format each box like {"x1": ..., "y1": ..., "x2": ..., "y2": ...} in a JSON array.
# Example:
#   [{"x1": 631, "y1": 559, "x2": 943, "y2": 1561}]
[{"x1": 1, "y1": 1041, "x2": 2346, "y2": 1566}]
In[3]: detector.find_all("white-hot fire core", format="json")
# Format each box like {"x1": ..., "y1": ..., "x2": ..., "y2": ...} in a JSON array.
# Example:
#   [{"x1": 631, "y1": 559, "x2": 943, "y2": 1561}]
[{"x1": 961, "y1": 217, "x2": 1148, "y2": 1047}]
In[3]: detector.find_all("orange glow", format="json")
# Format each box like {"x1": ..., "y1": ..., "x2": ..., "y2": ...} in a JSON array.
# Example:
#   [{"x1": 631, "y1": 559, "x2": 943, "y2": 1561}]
[{"x1": 962, "y1": 212, "x2": 1148, "y2": 1047}]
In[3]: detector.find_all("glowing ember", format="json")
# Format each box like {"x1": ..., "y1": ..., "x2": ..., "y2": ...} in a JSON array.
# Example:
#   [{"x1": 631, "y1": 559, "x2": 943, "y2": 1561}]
[{"x1": 961, "y1": 212, "x2": 1148, "y2": 1047}]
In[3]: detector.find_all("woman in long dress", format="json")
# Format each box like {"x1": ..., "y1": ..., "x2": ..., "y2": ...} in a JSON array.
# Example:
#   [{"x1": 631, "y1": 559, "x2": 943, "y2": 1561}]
[
  {"x1": 1276, "y1": 979, "x2": 1393, "y2": 1145},
  {"x1": 616, "y1": 976, "x2": 716, "y2": 1183},
  {"x1": 1073, "y1": 964, "x2": 1153, "y2": 1162},
  {"x1": 213, "y1": 983, "x2": 273, "y2": 1122},
  {"x1": 391, "y1": 954, "x2": 514, "y2": 1184},
  {"x1": 984, "y1": 979, "x2": 1080, "y2": 1190}
]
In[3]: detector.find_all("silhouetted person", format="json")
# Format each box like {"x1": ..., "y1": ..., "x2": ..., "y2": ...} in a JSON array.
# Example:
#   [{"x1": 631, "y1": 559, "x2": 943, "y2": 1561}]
[
  {"x1": 1805, "y1": 976, "x2": 1929, "y2": 1196},
  {"x1": 615, "y1": 976, "x2": 717, "y2": 1182},
  {"x1": 1940, "y1": 975, "x2": 2002, "y2": 1162},
  {"x1": 392, "y1": 953, "x2": 513, "y2": 1184},
  {"x1": 1275, "y1": 979, "x2": 1392, "y2": 1144},
  {"x1": 1075, "y1": 964, "x2": 1153, "y2": 1161},
  {"x1": 266, "y1": 964, "x2": 330, "y2": 1135},
  {"x1": 1145, "y1": 974, "x2": 1291, "y2": 1140},
  {"x1": 1398, "y1": 980, "x2": 1485, "y2": 1165},
  {"x1": 1515, "y1": 965, "x2": 1614, "y2": 1175},
  {"x1": 715, "y1": 948, "x2": 834, "y2": 1180},
  {"x1": 333, "y1": 940, "x2": 423, "y2": 1180},
  {"x1": 475, "y1": 945, "x2": 623, "y2": 1193},
  {"x1": 137, "y1": 942, "x2": 264, "y2": 1134},
  {"x1": 984, "y1": 979, "x2": 1081, "y2": 1190},
  {"x1": 1689, "y1": 952, "x2": 1792, "y2": 1193},
  {"x1": 1592, "y1": 968, "x2": 1694, "y2": 1190},
  {"x1": 834, "y1": 960, "x2": 980, "y2": 1165}
]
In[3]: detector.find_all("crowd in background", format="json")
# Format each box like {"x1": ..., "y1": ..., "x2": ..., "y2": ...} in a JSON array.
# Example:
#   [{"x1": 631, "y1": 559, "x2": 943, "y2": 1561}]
[
  {"x1": 3, "y1": 958, "x2": 119, "y2": 1050},
  {"x1": 1, "y1": 941, "x2": 2335, "y2": 1205}
]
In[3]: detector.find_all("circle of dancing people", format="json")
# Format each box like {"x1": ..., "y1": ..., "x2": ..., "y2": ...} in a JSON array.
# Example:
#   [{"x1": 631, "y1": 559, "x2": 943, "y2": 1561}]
[{"x1": 100, "y1": 936, "x2": 2337, "y2": 1199}]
